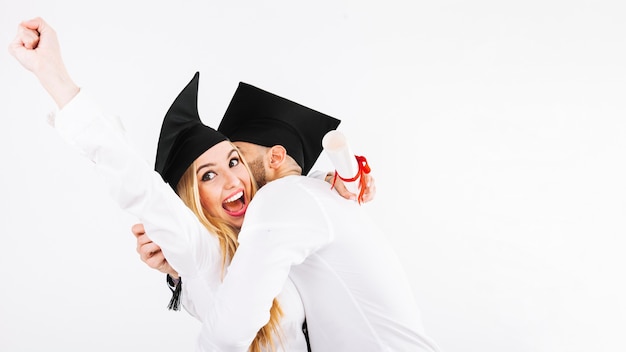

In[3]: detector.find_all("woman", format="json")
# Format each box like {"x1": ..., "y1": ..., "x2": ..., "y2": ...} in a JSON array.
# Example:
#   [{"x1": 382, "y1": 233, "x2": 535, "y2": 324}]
[
  {"x1": 152, "y1": 72, "x2": 296, "y2": 352},
  {"x1": 9, "y1": 17, "x2": 353, "y2": 352}
]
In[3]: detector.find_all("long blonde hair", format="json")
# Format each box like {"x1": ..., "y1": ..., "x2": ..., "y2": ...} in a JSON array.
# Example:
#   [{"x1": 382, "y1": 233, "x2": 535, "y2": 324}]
[{"x1": 176, "y1": 147, "x2": 284, "y2": 352}]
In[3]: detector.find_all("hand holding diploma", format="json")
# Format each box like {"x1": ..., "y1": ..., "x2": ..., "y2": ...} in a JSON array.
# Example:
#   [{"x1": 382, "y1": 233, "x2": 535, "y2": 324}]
[{"x1": 323, "y1": 130, "x2": 372, "y2": 204}]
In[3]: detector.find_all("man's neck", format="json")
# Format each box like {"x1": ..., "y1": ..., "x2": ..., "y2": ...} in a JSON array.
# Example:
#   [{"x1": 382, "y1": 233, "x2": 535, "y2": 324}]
[{"x1": 270, "y1": 167, "x2": 302, "y2": 182}]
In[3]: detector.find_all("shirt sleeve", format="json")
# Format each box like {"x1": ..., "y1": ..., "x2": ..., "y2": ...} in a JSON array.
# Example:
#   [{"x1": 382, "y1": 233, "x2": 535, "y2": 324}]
[
  {"x1": 52, "y1": 90, "x2": 220, "y2": 277},
  {"x1": 196, "y1": 178, "x2": 333, "y2": 351}
]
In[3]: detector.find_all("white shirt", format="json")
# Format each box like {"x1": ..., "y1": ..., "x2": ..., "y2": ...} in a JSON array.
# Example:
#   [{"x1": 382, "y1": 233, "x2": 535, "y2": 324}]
[
  {"x1": 196, "y1": 169, "x2": 443, "y2": 349},
  {"x1": 52, "y1": 90, "x2": 310, "y2": 352}
]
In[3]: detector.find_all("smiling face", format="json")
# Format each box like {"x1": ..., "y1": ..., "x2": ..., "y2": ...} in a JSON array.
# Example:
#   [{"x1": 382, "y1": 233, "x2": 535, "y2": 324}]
[{"x1": 193, "y1": 140, "x2": 253, "y2": 229}]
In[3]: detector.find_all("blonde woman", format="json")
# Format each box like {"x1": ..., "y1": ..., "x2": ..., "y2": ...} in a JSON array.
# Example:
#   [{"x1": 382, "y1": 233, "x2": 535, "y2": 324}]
[{"x1": 9, "y1": 17, "x2": 354, "y2": 352}]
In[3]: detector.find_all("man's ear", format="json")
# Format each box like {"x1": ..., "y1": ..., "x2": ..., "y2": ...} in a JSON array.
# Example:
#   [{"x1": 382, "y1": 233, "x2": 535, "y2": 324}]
[{"x1": 268, "y1": 145, "x2": 287, "y2": 169}]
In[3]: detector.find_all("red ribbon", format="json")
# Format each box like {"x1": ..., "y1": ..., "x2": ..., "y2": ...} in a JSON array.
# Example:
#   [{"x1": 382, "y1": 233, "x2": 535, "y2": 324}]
[{"x1": 331, "y1": 155, "x2": 371, "y2": 204}]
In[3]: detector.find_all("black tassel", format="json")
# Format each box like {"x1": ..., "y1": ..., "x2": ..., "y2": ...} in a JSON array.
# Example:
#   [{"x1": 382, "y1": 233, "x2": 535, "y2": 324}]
[
  {"x1": 302, "y1": 319, "x2": 312, "y2": 352},
  {"x1": 166, "y1": 274, "x2": 182, "y2": 311}
]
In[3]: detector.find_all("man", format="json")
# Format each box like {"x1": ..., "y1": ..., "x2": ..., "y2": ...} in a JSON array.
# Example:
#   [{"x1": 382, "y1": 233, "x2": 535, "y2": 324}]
[{"x1": 190, "y1": 83, "x2": 440, "y2": 351}]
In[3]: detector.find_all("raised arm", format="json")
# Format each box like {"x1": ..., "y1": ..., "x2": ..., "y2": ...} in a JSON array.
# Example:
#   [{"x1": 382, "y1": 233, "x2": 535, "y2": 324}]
[{"x1": 8, "y1": 17, "x2": 219, "y2": 278}]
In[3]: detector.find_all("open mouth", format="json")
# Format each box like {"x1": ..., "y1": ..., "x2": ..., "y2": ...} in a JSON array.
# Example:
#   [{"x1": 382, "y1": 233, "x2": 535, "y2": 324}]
[{"x1": 222, "y1": 190, "x2": 246, "y2": 216}]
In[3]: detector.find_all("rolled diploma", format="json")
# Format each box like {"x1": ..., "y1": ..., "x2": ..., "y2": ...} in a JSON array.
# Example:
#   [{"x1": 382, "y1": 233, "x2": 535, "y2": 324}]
[{"x1": 322, "y1": 130, "x2": 360, "y2": 195}]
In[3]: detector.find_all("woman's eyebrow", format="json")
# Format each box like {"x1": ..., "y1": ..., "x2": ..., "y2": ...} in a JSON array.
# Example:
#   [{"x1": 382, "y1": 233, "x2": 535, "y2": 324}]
[
  {"x1": 196, "y1": 148, "x2": 239, "y2": 175},
  {"x1": 196, "y1": 162, "x2": 216, "y2": 175}
]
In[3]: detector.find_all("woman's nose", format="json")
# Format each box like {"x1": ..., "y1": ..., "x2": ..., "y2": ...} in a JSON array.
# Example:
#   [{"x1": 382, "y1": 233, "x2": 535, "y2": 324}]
[{"x1": 223, "y1": 169, "x2": 241, "y2": 188}]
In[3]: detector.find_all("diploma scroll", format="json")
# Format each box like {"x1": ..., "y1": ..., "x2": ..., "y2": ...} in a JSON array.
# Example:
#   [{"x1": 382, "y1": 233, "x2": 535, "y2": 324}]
[{"x1": 322, "y1": 130, "x2": 371, "y2": 203}]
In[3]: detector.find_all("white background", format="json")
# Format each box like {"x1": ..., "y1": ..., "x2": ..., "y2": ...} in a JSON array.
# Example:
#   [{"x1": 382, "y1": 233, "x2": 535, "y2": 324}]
[{"x1": 1, "y1": 1, "x2": 626, "y2": 351}]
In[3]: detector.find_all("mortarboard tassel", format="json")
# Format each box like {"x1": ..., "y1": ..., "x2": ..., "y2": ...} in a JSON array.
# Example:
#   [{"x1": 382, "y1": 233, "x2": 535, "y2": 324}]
[{"x1": 166, "y1": 275, "x2": 182, "y2": 311}]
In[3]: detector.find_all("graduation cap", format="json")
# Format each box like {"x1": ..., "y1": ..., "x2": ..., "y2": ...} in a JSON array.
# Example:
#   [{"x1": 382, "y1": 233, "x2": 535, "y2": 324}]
[
  {"x1": 218, "y1": 82, "x2": 341, "y2": 175},
  {"x1": 155, "y1": 72, "x2": 228, "y2": 190}
]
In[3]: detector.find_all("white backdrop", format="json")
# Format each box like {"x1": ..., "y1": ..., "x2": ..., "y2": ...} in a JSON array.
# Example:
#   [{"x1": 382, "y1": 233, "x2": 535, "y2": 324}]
[{"x1": 1, "y1": 1, "x2": 625, "y2": 351}]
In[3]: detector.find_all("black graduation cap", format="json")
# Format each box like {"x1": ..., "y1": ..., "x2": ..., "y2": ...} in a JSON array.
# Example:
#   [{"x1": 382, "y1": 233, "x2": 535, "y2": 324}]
[
  {"x1": 155, "y1": 72, "x2": 228, "y2": 190},
  {"x1": 218, "y1": 82, "x2": 341, "y2": 175}
]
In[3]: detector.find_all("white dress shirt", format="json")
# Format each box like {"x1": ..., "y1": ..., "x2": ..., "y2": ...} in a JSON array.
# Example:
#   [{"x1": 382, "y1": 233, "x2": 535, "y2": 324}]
[{"x1": 196, "y1": 167, "x2": 442, "y2": 350}]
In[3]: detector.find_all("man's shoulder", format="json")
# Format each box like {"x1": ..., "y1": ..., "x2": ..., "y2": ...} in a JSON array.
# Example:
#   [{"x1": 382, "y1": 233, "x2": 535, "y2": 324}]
[
  {"x1": 251, "y1": 176, "x2": 331, "y2": 209},
  {"x1": 261, "y1": 175, "x2": 329, "y2": 194}
]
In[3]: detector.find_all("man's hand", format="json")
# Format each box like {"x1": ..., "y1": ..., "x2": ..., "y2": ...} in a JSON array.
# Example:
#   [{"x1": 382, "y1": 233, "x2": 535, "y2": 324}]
[
  {"x1": 132, "y1": 223, "x2": 179, "y2": 279},
  {"x1": 326, "y1": 172, "x2": 376, "y2": 203}
]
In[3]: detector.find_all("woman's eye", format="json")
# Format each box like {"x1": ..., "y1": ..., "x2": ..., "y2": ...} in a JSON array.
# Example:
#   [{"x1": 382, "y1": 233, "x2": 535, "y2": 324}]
[
  {"x1": 229, "y1": 158, "x2": 240, "y2": 168},
  {"x1": 201, "y1": 171, "x2": 216, "y2": 182}
]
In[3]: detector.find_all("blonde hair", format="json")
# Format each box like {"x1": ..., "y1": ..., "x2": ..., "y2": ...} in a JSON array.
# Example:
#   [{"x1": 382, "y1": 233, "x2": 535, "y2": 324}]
[{"x1": 176, "y1": 147, "x2": 284, "y2": 352}]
